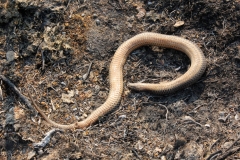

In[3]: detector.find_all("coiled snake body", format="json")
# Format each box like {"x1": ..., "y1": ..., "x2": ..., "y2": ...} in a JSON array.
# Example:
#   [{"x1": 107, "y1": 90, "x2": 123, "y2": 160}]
[{"x1": 29, "y1": 32, "x2": 206, "y2": 129}]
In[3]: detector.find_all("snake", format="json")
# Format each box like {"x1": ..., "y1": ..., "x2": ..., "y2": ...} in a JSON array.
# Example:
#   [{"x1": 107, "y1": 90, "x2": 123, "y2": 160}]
[{"x1": 28, "y1": 32, "x2": 206, "y2": 129}]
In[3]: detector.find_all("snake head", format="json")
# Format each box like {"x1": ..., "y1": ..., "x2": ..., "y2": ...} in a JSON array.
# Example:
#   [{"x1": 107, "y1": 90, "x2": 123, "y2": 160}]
[{"x1": 127, "y1": 83, "x2": 144, "y2": 91}]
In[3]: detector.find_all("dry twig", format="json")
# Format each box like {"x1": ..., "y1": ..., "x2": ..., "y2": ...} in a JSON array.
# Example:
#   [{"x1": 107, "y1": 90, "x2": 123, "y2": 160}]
[
  {"x1": 159, "y1": 104, "x2": 169, "y2": 121},
  {"x1": 217, "y1": 147, "x2": 240, "y2": 160},
  {"x1": 82, "y1": 61, "x2": 93, "y2": 81},
  {"x1": 41, "y1": 50, "x2": 45, "y2": 70},
  {"x1": 206, "y1": 150, "x2": 222, "y2": 160},
  {"x1": 206, "y1": 137, "x2": 240, "y2": 159},
  {"x1": 0, "y1": 75, "x2": 36, "y2": 114},
  {"x1": 33, "y1": 128, "x2": 63, "y2": 148}
]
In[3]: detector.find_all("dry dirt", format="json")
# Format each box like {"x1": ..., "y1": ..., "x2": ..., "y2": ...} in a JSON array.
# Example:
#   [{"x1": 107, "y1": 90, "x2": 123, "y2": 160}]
[{"x1": 0, "y1": 0, "x2": 240, "y2": 159}]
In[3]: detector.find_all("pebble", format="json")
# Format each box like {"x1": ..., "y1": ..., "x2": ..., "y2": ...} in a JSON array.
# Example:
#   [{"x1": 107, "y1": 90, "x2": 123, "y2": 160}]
[
  {"x1": 173, "y1": 20, "x2": 184, "y2": 27},
  {"x1": 95, "y1": 85, "x2": 100, "y2": 94},
  {"x1": 235, "y1": 113, "x2": 239, "y2": 120},
  {"x1": 83, "y1": 113, "x2": 88, "y2": 118},
  {"x1": 222, "y1": 141, "x2": 233, "y2": 149},
  {"x1": 27, "y1": 151, "x2": 36, "y2": 160},
  {"x1": 95, "y1": 19, "x2": 100, "y2": 25},
  {"x1": 119, "y1": 115, "x2": 126, "y2": 119},
  {"x1": 38, "y1": 149, "x2": 44, "y2": 155},
  {"x1": 92, "y1": 13, "x2": 98, "y2": 19},
  {"x1": 161, "y1": 156, "x2": 167, "y2": 160},
  {"x1": 204, "y1": 124, "x2": 210, "y2": 128},
  {"x1": 61, "y1": 82, "x2": 66, "y2": 86},
  {"x1": 148, "y1": 1, "x2": 153, "y2": 5},
  {"x1": 6, "y1": 51, "x2": 17, "y2": 62},
  {"x1": 13, "y1": 124, "x2": 21, "y2": 131},
  {"x1": 218, "y1": 111, "x2": 229, "y2": 122}
]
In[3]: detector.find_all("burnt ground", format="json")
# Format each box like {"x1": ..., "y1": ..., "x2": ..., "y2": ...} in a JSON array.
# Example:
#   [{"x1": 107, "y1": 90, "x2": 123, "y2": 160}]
[{"x1": 0, "y1": 0, "x2": 240, "y2": 159}]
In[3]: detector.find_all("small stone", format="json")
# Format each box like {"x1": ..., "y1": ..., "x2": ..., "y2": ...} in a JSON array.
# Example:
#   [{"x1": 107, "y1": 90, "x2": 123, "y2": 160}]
[
  {"x1": 161, "y1": 156, "x2": 167, "y2": 160},
  {"x1": 147, "y1": 150, "x2": 153, "y2": 156},
  {"x1": 205, "y1": 124, "x2": 210, "y2": 128},
  {"x1": 235, "y1": 113, "x2": 239, "y2": 120},
  {"x1": 148, "y1": 1, "x2": 153, "y2": 5},
  {"x1": 95, "y1": 85, "x2": 100, "y2": 94},
  {"x1": 27, "y1": 151, "x2": 36, "y2": 160},
  {"x1": 218, "y1": 111, "x2": 229, "y2": 122},
  {"x1": 154, "y1": 147, "x2": 162, "y2": 153},
  {"x1": 38, "y1": 149, "x2": 44, "y2": 155},
  {"x1": 175, "y1": 66, "x2": 181, "y2": 71},
  {"x1": 95, "y1": 19, "x2": 100, "y2": 25},
  {"x1": 75, "y1": 115, "x2": 79, "y2": 120},
  {"x1": 83, "y1": 113, "x2": 88, "y2": 118},
  {"x1": 119, "y1": 115, "x2": 126, "y2": 119},
  {"x1": 80, "y1": 116, "x2": 85, "y2": 120},
  {"x1": 13, "y1": 124, "x2": 21, "y2": 131},
  {"x1": 6, "y1": 51, "x2": 17, "y2": 62},
  {"x1": 222, "y1": 141, "x2": 233, "y2": 149},
  {"x1": 127, "y1": 22, "x2": 132, "y2": 28},
  {"x1": 173, "y1": 21, "x2": 184, "y2": 27},
  {"x1": 61, "y1": 82, "x2": 66, "y2": 86},
  {"x1": 92, "y1": 13, "x2": 98, "y2": 19}
]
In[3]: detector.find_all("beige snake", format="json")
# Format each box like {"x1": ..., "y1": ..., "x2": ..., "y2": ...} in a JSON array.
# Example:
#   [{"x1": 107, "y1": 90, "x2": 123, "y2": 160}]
[{"x1": 28, "y1": 32, "x2": 206, "y2": 129}]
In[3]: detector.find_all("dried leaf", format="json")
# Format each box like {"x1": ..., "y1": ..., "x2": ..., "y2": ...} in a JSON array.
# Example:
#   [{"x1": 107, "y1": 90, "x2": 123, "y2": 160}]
[
  {"x1": 61, "y1": 90, "x2": 75, "y2": 103},
  {"x1": 146, "y1": 10, "x2": 161, "y2": 22},
  {"x1": 135, "y1": 140, "x2": 144, "y2": 150},
  {"x1": 134, "y1": 2, "x2": 146, "y2": 19},
  {"x1": 136, "y1": 7, "x2": 146, "y2": 19},
  {"x1": 14, "y1": 107, "x2": 25, "y2": 120},
  {"x1": 154, "y1": 147, "x2": 162, "y2": 153}
]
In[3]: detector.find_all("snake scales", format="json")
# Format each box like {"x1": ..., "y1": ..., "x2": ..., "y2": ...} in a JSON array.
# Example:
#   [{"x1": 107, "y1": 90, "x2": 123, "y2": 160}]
[{"x1": 28, "y1": 32, "x2": 206, "y2": 129}]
